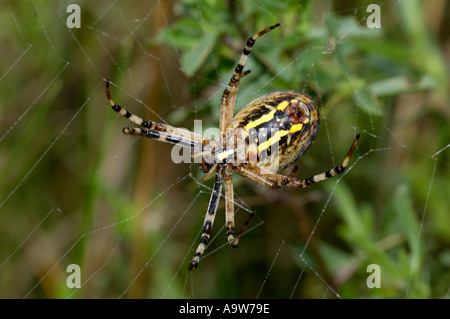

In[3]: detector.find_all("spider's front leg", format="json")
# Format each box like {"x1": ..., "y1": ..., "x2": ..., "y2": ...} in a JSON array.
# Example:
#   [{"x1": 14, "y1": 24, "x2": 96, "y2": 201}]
[
  {"x1": 219, "y1": 23, "x2": 280, "y2": 132},
  {"x1": 105, "y1": 80, "x2": 221, "y2": 151}
]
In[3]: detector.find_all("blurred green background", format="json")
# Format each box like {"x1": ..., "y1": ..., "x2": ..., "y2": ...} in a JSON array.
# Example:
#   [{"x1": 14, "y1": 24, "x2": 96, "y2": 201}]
[{"x1": 0, "y1": 0, "x2": 448, "y2": 299}]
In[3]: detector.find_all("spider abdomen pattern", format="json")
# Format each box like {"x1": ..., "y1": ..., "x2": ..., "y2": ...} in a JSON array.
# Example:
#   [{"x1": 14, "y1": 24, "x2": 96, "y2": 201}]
[{"x1": 231, "y1": 90, "x2": 320, "y2": 171}]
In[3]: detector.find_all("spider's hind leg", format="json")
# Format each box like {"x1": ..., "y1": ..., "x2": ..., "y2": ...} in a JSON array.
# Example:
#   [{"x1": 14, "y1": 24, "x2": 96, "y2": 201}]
[
  {"x1": 230, "y1": 209, "x2": 255, "y2": 248},
  {"x1": 283, "y1": 134, "x2": 360, "y2": 188},
  {"x1": 224, "y1": 174, "x2": 237, "y2": 246},
  {"x1": 189, "y1": 175, "x2": 223, "y2": 271}
]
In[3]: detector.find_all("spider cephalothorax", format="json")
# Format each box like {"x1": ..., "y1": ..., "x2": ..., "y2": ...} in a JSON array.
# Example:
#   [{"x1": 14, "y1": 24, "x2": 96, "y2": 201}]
[{"x1": 106, "y1": 23, "x2": 359, "y2": 270}]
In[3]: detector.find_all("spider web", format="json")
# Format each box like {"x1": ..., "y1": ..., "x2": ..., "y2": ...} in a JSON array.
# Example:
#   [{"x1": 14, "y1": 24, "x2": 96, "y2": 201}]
[{"x1": 0, "y1": 0, "x2": 448, "y2": 300}]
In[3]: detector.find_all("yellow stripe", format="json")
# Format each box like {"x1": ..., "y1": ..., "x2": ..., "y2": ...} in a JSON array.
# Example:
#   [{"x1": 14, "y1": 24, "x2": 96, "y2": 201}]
[
  {"x1": 245, "y1": 99, "x2": 301, "y2": 130},
  {"x1": 276, "y1": 100, "x2": 289, "y2": 111},
  {"x1": 244, "y1": 109, "x2": 276, "y2": 130},
  {"x1": 257, "y1": 129, "x2": 289, "y2": 153},
  {"x1": 277, "y1": 99, "x2": 299, "y2": 111},
  {"x1": 289, "y1": 123, "x2": 303, "y2": 133},
  {"x1": 289, "y1": 118, "x2": 308, "y2": 133}
]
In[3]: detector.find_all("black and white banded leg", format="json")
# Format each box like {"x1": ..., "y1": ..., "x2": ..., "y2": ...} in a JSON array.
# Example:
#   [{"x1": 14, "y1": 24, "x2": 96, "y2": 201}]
[
  {"x1": 189, "y1": 175, "x2": 223, "y2": 271},
  {"x1": 106, "y1": 80, "x2": 218, "y2": 149},
  {"x1": 220, "y1": 23, "x2": 280, "y2": 132}
]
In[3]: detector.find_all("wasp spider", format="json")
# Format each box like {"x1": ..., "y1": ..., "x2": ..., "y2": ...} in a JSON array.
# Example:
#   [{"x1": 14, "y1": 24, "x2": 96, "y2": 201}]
[{"x1": 105, "y1": 23, "x2": 360, "y2": 270}]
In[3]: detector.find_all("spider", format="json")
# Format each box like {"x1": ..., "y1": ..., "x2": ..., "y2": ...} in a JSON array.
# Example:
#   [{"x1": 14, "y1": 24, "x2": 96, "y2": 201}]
[{"x1": 105, "y1": 23, "x2": 360, "y2": 271}]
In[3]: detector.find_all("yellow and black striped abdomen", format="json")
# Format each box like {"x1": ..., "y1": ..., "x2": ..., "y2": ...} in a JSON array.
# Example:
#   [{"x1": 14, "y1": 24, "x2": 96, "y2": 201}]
[{"x1": 232, "y1": 91, "x2": 320, "y2": 171}]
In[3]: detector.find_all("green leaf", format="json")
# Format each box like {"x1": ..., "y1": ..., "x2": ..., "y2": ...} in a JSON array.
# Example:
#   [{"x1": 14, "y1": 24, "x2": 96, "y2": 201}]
[
  {"x1": 370, "y1": 75, "x2": 437, "y2": 97},
  {"x1": 181, "y1": 32, "x2": 217, "y2": 76},
  {"x1": 351, "y1": 79, "x2": 384, "y2": 116}
]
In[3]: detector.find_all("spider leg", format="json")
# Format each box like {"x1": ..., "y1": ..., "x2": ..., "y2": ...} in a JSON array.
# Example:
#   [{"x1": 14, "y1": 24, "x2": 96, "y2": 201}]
[
  {"x1": 219, "y1": 24, "x2": 280, "y2": 132},
  {"x1": 106, "y1": 80, "x2": 164, "y2": 130},
  {"x1": 237, "y1": 165, "x2": 282, "y2": 189},
  {"x1": 189, "y1": 175, "x2": 223, "y2": 271},
  {"x1": 203, "y1": 163, "x2": 219, "y2": 181},
  {"x1": 231, "y1": 210, "x2": 255, "y2": 247},
  {"x1": 236, "y1": 134, "x2": 359, "y2": 189},
  {"x1": 278, "y1": 165, "x2": 299, "y2": 186},
  {"x1": 123, "y1": 127, "x2": 201, "y2": 148},
  {"x1": 224, "y1": 166, "x2": 271, "y2": 248},
  {"x1": 241, "y1": 134, "x2": 360, "y2": 189},
  {"x1": 283, "y1": 134, "x2": 360, "y2": 188},
  {"x1": 106, "y1": 80, "x2": 219, "y2": 149},
  {"x1": 224, "y1": 174, "x2": 236, "y2": 247}
]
